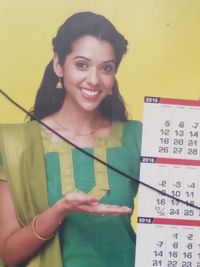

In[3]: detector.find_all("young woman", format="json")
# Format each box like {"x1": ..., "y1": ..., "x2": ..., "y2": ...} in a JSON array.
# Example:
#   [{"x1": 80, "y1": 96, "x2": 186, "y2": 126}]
[{"x1": 0, "y1": 12, "x2": 142, "y2": 267}]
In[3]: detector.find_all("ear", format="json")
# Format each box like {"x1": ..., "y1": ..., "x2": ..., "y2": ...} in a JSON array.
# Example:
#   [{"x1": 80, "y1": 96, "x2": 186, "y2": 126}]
[{"x1": 53, "y1": 54, "x2": 63, "y2": 77}]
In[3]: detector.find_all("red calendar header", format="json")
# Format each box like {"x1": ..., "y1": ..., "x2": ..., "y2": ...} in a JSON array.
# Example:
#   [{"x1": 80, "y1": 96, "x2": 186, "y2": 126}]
[{"x1": 145, "y1": 96, "x2": 200, "y2": 107}]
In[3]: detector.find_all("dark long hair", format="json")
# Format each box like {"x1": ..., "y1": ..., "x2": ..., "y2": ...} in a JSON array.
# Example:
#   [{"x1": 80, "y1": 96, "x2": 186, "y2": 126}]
[{"x1": 32, "y1": 12, "x2": 129, "y2": 121}]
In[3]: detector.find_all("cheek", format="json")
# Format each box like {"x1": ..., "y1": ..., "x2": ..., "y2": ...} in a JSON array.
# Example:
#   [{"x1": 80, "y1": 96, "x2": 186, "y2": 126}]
[
  {"x1": 108, "y1": 76, "x2": 115, "y2": 90},
  {"x1": 102, "y1": 75, "x2": 115, "y2": 90},
  {"x1": 63, "y1": 71, "x2": 84, "y2": 88}
]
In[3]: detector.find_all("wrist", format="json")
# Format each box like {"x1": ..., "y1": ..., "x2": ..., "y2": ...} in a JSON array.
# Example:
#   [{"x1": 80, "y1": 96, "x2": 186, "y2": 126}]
[
  {"x1": 54, "y1": 197, "x2": 71, "y2": 220},
  {"x1": 32, "y1": 215, "x2": 55, "y2": 241}
]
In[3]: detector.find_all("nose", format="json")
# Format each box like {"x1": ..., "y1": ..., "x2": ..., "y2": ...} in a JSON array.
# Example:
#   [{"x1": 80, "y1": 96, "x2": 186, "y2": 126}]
[{"x1": 86, "y1": 67, "x2": 99, "y2": 87}]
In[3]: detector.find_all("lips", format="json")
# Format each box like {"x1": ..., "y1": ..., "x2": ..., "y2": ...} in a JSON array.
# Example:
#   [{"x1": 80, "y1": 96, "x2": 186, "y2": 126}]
[{"x1": 79, "y1": 87, "x2": 100, "y2": 98}]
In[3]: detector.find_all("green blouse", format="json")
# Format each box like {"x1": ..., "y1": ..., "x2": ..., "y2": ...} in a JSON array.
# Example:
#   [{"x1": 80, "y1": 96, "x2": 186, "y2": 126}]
[
  {"x1": 42, "y1": 120, "x2": 142, "y2": 267},
  {"x1": 0, "y1": 120, "x2": 141, "y2": 267}
]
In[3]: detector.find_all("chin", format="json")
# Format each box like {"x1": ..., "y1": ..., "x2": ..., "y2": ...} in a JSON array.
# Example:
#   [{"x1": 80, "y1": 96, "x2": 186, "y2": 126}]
[
  {"x1": 81, "y1": 107, "x2": 99, "y2": 113},
  {"x1": 79, "y1": 101, "x2": 102, "y2": 113}
]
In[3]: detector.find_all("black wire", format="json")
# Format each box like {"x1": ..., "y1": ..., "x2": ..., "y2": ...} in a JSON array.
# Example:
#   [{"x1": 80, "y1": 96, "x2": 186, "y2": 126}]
[{"x1": 1, "y1": 88, "x2": 200, "y2": 211}]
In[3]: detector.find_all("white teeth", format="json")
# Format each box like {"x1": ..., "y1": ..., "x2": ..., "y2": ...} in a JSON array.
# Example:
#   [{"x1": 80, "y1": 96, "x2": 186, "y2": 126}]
[{"x1": 80, "y1": 88, "x2": 99, "y2": 96}]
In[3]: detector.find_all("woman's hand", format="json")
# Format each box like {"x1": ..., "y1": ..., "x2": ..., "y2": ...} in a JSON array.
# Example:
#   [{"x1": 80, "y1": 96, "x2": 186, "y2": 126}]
[
  {"x1": 56, "y1": 192, "x2": 132, "y2": 216},
  {"x1": 0, "y1": 183, "x2": 131, "y2": 267}
]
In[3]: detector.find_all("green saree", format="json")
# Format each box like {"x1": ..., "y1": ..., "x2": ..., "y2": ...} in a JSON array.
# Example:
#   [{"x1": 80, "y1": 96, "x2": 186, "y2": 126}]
[{"x1": 0, "y1": 121, "x2": 62, "y2": 267}]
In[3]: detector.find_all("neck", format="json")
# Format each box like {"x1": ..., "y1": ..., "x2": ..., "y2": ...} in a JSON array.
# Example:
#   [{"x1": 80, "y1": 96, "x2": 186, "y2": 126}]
[{"x1": 53, "y1": 99, "x2": 103, "y2": 134}]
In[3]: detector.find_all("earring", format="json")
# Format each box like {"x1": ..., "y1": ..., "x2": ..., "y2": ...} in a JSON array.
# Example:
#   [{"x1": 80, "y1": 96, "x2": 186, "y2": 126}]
[{"x1": 56, "y1": 77, "x2": 63, "y2": 89}]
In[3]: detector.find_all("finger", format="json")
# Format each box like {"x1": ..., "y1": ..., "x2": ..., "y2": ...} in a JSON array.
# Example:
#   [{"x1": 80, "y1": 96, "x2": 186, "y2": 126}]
[
  {"x1": 101, "y1": 206, "x2": 132, "y2": 215},
  {"x1": 78, "y1": 195, "x2": 98, "y2": 204},
  {"x1": 65, "y1": 193, "x2": 98, "y2": 205},
  {"x1": 100, "y1": 205, "x2": 132, "y2": 214},
  {"x1": 78, "y1": 204, "x2": 132, "y2": 215}
]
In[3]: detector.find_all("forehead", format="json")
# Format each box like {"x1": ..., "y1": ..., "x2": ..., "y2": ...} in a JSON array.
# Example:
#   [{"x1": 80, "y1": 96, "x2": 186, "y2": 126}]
[{"x1": 70, "y1": 35, "x2": 115, "y2": 60}]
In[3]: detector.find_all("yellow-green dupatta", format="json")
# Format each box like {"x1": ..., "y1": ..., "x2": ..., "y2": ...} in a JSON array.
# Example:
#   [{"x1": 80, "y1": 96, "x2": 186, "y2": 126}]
[{"x1": 0, "y1": 121, "x2": 63, "y2": 267}]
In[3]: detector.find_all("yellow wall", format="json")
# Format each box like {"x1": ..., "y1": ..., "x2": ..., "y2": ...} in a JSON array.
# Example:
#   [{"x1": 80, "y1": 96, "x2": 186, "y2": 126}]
[
  {"x1": 1, "y1": 0, "x2": 200, "y2": 122},
  {"x1": 0, "y1": 0, "x2": 200, "y2": 228}
]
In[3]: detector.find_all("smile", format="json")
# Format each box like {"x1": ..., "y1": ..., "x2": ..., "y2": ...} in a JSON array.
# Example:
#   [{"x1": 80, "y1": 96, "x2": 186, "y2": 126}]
[{"x1": 80, "y1": 87, "x2": 100, "y2": 97}]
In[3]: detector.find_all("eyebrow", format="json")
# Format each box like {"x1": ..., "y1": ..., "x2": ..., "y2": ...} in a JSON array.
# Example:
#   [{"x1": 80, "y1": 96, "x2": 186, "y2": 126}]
[{"x1": 74, "y1": 56, "x2": 116, "y2": 64}]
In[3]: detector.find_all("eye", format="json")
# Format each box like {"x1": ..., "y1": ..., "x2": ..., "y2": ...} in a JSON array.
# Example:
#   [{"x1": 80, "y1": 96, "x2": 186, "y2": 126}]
[
  {"x1": 101, "y1": 64, "x2": 115, "y2": 74},
  {"x1": 75, "y1": 61, "x2": 89, "y2": 70}
]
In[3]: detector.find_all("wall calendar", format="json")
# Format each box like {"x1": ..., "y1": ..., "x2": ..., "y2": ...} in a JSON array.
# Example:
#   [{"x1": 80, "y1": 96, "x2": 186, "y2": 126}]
[{"x1": 135, "y1": 97, "x2": 200, "y2": 267}]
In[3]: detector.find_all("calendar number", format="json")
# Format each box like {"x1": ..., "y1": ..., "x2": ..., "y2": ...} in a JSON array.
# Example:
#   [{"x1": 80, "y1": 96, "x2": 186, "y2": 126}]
[
  {"x1": 159, "y1": 146, "x2": 169, "y2": 153},
  {"x1": 153, "y1": 260, "x2": 162, "y2": 266},
  {"x1": 167, "y1": 260, "x2": 178, "y2": 267}
]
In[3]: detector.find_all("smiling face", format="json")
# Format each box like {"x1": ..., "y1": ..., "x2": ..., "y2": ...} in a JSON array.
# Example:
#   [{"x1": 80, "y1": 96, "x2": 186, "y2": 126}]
[{"x1": 53, "y1": 35, "x2": 116, "y2": 114}]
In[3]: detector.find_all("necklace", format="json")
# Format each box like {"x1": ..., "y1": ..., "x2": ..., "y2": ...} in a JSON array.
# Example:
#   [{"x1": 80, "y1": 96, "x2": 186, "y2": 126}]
[{"x1": 52, "y1": 118, "x2": 101, "y2": 136}]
